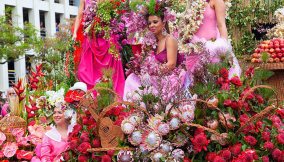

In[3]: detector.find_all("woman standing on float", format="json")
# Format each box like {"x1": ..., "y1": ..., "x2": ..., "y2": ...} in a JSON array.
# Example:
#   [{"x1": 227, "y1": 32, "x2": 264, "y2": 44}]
[
  {"x1": 182, "y1": 0, "x2": 241, "y2": 78},
  {"x1": 72, "y1": 0, "x2": 125, "y2": 97}
]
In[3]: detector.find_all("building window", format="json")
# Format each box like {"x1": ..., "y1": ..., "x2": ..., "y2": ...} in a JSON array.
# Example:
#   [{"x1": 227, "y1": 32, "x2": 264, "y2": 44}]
[
  {"x1": 69, "y1": 0, "x2": 75, "y2": 6},
  {"x1": 39, "y1": 11, "x2": 47, "y2": 37},
  {"x1": 55, "y1": 13, "x2": 63, "y2": 32},
  {"x1": 5, "y1": 5, "x2": 14, "y2": 25},
  {"x1": 54, "y1": 0, "x2": 60, "y2": 3},
  {"x1": 23, "y1": 8, "x2": 30, "y2": 24}
]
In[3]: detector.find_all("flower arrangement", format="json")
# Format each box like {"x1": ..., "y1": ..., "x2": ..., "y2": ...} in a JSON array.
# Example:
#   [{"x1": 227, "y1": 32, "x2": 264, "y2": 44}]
[{"x1": 83, "y1": 0, "x2": 126, "y2": 39}]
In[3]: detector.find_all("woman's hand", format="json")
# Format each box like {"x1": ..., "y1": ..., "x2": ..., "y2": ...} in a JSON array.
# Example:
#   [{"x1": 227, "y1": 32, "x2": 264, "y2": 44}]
[{"x1": 72, "y1": 32, "x2": 77, "y2": 41}]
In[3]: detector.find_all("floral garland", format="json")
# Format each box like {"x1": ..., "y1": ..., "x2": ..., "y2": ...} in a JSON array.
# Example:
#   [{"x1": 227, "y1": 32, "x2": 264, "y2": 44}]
[
  {"x1": 82, "y1": 0, "x2": 97, "y2": 35},
  {"x1": 177, "y1": 0, "x2": 207, "y2": 52}
]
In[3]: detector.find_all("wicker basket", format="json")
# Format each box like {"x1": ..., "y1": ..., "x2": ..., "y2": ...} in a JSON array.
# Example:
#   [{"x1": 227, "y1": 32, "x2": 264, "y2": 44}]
[
  {"x1": 0, "y1": 116, "x2": 27, "y2": 142},
  {"x1": 252, "y1": 63, "x2": 284, "y2": 101}
]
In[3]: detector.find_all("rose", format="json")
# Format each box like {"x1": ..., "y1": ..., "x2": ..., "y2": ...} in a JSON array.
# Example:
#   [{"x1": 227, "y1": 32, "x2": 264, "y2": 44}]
[
  {"x1": 72, "y1": 124, "x2": 82, "y2": 135},
  {"x1": 78, "y1": 155, "x2": 88, "y2": 162},
  {"x1": 28, "y1": 120, "x2": 36, "y2": 126},
  {"x1": 80, "y1": 132, "x2": 90, "y2": 142},
  {"x1": 230, "y1": 76, "x2": 242, "y2": 87},
  {"x1": 62, "y1": 152, "x2": 70, "y2": 161},
  {"x1": 230, "y1": 143, "x2": 242, "y2": 156},
  {"x1": 69, "y1": 137, "x2": 79, "y2": 150},
  {"x1": 206, "y1": 152, "x2": 217, "y2": 162},
  {"x1": 219, "y1": 149, "x2": 231, "y2": 160},
  {"x1": 92, "y1": 138, "x2": 101, "y2": 148},
  {"x1": 113, "y1": 106, "x2": 123, "y2": 116},
  {"x1": 262, "y1": 131, "x2": 271, "y2": 141},
  {"x1": 244, "y1": 135, "x2": 257, "y2": 146},
  {"x1": 101, "y1": 154, "x2": 112, "y2": 162},
  {"x1": 276, "y1": 133, "x2": 284, "y2": 144},
  {"x1": 223, "y1": 99, "x2": 232, "y2": 107},
  {"x1": 107, "y1": 150, "x2": 115, "y2": 157},
  {"x1": 263, "y1": 141, "x2": 274, "y2": 150},
  {"x1": 213, "y1": 156, "x2": 225, "y2": 162},
  {"x1": 77, "y1": 142, "x2": 91, "y2": 154},
  {"x1": 219, "y1": 68, "x2": 229, "y2": 79},
  {"x1": 82, "y1": 116, "x2": 89, "y2": 125},
  {"x1": 272, "y1": 148, "x2": 282, "y2": 161}
]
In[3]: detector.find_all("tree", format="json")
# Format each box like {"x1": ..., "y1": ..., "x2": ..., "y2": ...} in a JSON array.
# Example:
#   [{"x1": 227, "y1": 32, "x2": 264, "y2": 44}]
[{"x1": 0, "y1": 16, "x2": 42, "y2": 64}]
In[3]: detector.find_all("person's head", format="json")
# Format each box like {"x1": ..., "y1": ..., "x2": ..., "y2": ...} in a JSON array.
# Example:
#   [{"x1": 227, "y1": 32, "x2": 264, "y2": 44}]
[
  {"x1": 69, "y1": 82, "x2": 87, "y2": 93},
  {"x1": 7, "y1": 88, "x2": 16, "y2": 99},
  {"x1": 53, "y1": 107, "x2": 70, "y2": 126},
  {"x1": 147, "y1": 14, "x2": 167, "y2": 36}
]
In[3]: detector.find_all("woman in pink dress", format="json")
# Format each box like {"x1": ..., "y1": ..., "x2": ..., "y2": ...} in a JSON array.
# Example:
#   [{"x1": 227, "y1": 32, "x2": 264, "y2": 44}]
[
  {"x1": 1, "y1": 88, "x2": 16, "y2": 117},
  {"x1": 186, "y1": 0, "x2": 241, "y2": 79},
  {"x1": 72, "y1": 0, "x2": 125, "y2": 97},
  {"x1": 31, "y1": 106, "x2": 75, "y2": 162}
]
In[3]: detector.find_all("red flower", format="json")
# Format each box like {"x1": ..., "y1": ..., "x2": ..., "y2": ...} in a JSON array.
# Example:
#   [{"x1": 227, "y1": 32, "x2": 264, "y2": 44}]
[
  {"x1": 72, "y1": 124, "x2": 82, "y2": 135},
  {"x1": 262, "y1": 131, "x2": 271, "y2": 141},
  {"x1": 263, "y1": 141, "x2": 274, "y2": 150},
  {"x1": 191, "y1": 131, "x2": 210, "y2": 153},
  {"x1": 80, "y1": 132, "x2": 90, "y2": 142},
  {"x1": 217, "y1": 77, "x2": 224, "y2": 85},
  {"x1": 219, "y1": 68, "x2": 229, "y2": 79},
  {"x1": 244, "y1": 135, "x2": 257, "y2": 146},
  {"x1": 230, "y1": 101, "x2": 239, "y2": 110},
  {"x1": 241, "y1": 87, "x2": 255, "y2": 100},
  {"x1": 276, "y1": 108, "x2": 284, "y2": 119},
  {"x1": 219, "y1": 149, "x2": 232, "y2": 160},
  {"x1": 221, "y1": 82, "x2": 230, "y2": 90},
  {"x1": 16, "y1": 150, "x2": 33, "y2": 160},
  {"x1": 113, "y1": 106, "x2": 123, "y2": 116},
  {"x1": 255, "y1": 94, "x2": 264, "y2": 104},
  {"x1": 223, "y1": 99, "x2": 232, "y2": 107},
  {"x1": 78, "y1": 155, "x2": 88, "y2": 162},
  {"x1": 28, "y1": 120, "x2": 36, "y2": 126},
  {"x1": 183, "y1": 157, "x2": 191, "y2": 162},
  {"x1": 239, "y1": 114, "x2": 249, "y2": 125},
  {"x1": 213, "y1": 156, "x2": 226, "y2": 162},
  {"x1": 230, "y1": 143, "x2": 242, "y2": 156},
  {"x1": 276, "y1": 133, "x2": 284, "y2": 144},
  {"x1": 262, "y1": 156, "x2": 269, "y2": 162},
  {"x1": 92, "y1": 138, "x2": 101, "y2": 148},
  {"x1": 82, "y1": 116, "x2": 89, "y2": 125},
  {"x1": 230, "y1": 76, "x2": 242, "y2": 87},
  {"x1": 62, "y1": 152, "x2": 70, "y2": 161},
  {"x1": 107, "y1": 150, "x2": 115, "y2": 157},
  {"x1": 77, "y1": 142, "x2": 91, "y2": 154},
  {"x1": 64, "y1": 90, "x2": 84, "y2": 103},
  {"x1": 69, "y1": 137, "x2": 79, "y2": 150},
  {"x1": 272, "y1": 149, "x2": 282, "y2": 161},
  {"x1": 245, "y1": 67, "x2": 255, "y2": 78},
  {"x1": 206, "y1": 152, "x2": 217, "y2": 162},
  {"x1": 101, "y1": 154, "x2": 112, "y2": 162}
]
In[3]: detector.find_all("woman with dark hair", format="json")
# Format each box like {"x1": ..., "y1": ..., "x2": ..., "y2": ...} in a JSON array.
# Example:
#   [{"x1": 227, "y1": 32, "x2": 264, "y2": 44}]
[{"x1": 123, "y1": 2, "x2": 188, "y2": 101}]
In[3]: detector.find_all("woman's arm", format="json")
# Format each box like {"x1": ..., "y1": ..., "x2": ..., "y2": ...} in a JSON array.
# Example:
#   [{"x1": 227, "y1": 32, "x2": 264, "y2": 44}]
[
  {"x1": 165, "y1": 36, "x2": 178, "y2": 70},
  {"x1": 72, "y1": 0, "x2": 85, "y2": 40},
  {"x1": 213, "y1": 0, "x2": 228, "y2": 39}
]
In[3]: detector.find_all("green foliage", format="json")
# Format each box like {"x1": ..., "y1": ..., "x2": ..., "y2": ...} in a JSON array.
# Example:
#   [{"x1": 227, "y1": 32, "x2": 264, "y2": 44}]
[
  {"x1": 0, "y1": 16, "x2": 42, "y2": 62},
  {"x1": 227, "y1": 0, "x2": 284, "y2": 56}
]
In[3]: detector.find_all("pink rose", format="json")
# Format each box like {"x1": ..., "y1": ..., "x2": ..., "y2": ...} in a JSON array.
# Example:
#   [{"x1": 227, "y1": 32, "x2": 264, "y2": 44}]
[
  {"x1": 0, "y1": 132, "x2": 6, "y2": 146},
  {"x1": 276, "y1": 133, "x2": 284, "y2": 144},
  {"x1": 244, "y1": 135, "x2": 257, "y2": 146},
  {"x1": 80, "y1": 132, "x2": 90, "y2": 142}
]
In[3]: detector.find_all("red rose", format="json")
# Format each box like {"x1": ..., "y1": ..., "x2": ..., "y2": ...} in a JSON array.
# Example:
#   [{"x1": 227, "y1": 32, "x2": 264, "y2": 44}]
[
  {"x1": 72, "y1": 124, "x2": 82, "y2": 134},
  {"x1": 213, "y1": 156, "x2": 225, "y2": 162},
  {"x1": 65, "y1": 90, "x2": 74, "y2": 103},
  {"x1": 77, "y1": 142, "x2": 91, "y2": 154},
  {"x1": 276, "y1": 108, "x2": 284, "y2": 119},
  {"x1": 183, "y1": 157, "x2": 191, "y2": 162},
  {"x1": 230, "y1": 76, "x2": 242, "y2": 87},
  {"x1": 262, "y1": 156, "x2": 269, "y2": 162},
  {"x1": 276, "y1": 133, "x2": 284, "y2": 144},
  {"x1": 92, "y1": 139, "x2": 101, "y2": 148},
  {"x1": 206, "y1": 152, "x2": 217, "y2": 162},
  {"x1": 255, "y1": 94, "x2": 264, "y2": 104},
  {"x1": 220, "y1": 149, "x2": 231, "y2": 160},
  {"x1": 101, "y1": 154, "x2": 112, "y2": 162},
  {"x1": 217, "y1": 77, "x2": 224, "y2": 85},
  {"x1": 62, "y1": 152, "x2": 71, "y2": 161},
  {"x1": 80, "y1": 132, "x2": 90, "y2": 142},
  {"x1": 230, "y1": 143, "x2": 242, "y2": 156},
  {"x1": 221, "y1": 82, "x2": 230, "y2": 90},
  {"x1": 263, "y1": 141, "x2": 274, "y2": 150},
  {"x1": 223, "y1": 99, "x2": 232, "y2": 107},
  {"x1": 230, "y1": 101, "x2": 239, "y2": 110},
  {"x1": 78, "y1": 155, "x2": 88, "y2": 162},
  {"x1": 272, "y1": 149, "x2": 282, "y2": 161},
  {"x1": 245, "y1": 67, "x2": 254, "y2": 78},
  {"x1": 28, "y1": 120, "x2": 36, "y2": 126},
  {"x1": 82, "y1": 116, "x2": 89, "y2": 125},
  {"x1": 69, "y1": 138, "x2": 79, "y2": 150},
  {"x1": 262, "y1": 131, "x2": 271, "y2": 141},
  {"x1": 107, "y1": 150, "x2": 115, "y2": 157},
  {"x1": 219, "y1": 68, "x2": 229, "y2": 79},
  {"x1": 113, "y1": 106, "x2": 123, "y2": 116},
  {"x1": 244, "y1": 135, "x2": 257, "y2": 146},
  {"x1": 241, "y1": 87, "x2": 255, "y2": 100}
]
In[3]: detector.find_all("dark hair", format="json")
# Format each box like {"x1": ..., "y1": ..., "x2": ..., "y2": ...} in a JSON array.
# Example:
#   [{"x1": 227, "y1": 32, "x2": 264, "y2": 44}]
[{"x1": 146, "y1": 14, "x2": 170, "y2": 34}]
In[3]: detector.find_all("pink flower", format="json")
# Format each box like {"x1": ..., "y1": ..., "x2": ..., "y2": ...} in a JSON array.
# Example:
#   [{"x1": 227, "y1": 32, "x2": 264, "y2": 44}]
[
  {"x1": 0, "y1": 132, "x2": 6, "y2": 146},
  {"x1": 244, "y1": 135, "x2": 257, "y2": 146},
  {"x1": 223, "y1": 99, "x2": 232, "y2": 107},
  {"x1": 16, "y1": 150, "x2": 33, "y2": 160},
  {"x1": 78, "y1": 155, "x2": 88, "y2": 162},
  {"x1": 16, "y1": 137, "x2": 30, "y2": 147},
  {"x1": 28, "y1": 135, "x2": 42, "y2": 145},
  {"x1": 213, "y1": 156, "x2": 225, "y2": 162},
  {"x1": 219, "y1": 149, "x2": 232, "y2": 160},
  {"x1": 101, "y1": 154, "x2": 112, "y2": 162},
  {"x1": 262, "y1": 156, "x2": 269, "y2": 162},
  {"x1": 28, "y1": 125, "x2": 46, "y2": 138},
  {"x1": 255, "y1": 94, "x2": 264, "y2": 104},
  {"x1": 219, "y1": 68, "x2": 229, "y2": 79},
  {"x1": 245, "y1": 67, "x2": 254, "y2": 77},
  {"x1": 3, "y1": 142, "x2": 18, "y2": 158},
  {"x1": 206, "y1": 152, "x2": 217, "y2": 162},
  {"x1": 276, "y1": 133, "x2": 284, "y2": 144},
  {"x1": 11, "y1": 128, "x2": 24, "y2": 139},
  {"x1": 272, "y1": 148, "x2": 282, "y2": 161},
  {"x1": 230, "y1": 143, "x2": 242, "y2": 156}
]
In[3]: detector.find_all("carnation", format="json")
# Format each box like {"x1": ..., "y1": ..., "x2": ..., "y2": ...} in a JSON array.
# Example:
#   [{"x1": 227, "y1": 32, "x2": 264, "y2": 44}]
[
  {"x1": 191, "y1": 132, "x2": 210, "y2": 153},
  {"x1": 244, "y1": 135, "x2": 257, "y2": 146}
]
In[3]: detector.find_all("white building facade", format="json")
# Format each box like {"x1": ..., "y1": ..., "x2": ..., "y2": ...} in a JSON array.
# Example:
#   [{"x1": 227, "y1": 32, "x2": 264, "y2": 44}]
[{"x1": 0, "y1": 0, "x2": 79, "y2": 92}]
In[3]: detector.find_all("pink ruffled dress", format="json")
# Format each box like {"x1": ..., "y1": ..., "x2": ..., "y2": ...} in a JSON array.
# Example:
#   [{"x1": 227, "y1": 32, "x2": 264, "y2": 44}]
[
  {"x1": 186, "y1": 4, "x2": 241, "y2": 79},
  {"x1": 77, "y1": 0, "x2": 125, "y2": 97},
  {"x1": 31, "y1": 125, "x2": 74, "y2": 162}
]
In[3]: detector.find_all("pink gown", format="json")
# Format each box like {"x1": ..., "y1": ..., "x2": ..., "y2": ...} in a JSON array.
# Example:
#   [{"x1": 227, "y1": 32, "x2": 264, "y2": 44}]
[
  {"x1": 186, "y1": 4, "x2": 241, "y2": 79},
  {"x1": 31, "y1": 125, "x2": 73, "y2": 162},
  {"x1": 77, "y1": 0, "x2": 125, "y2": 97}
]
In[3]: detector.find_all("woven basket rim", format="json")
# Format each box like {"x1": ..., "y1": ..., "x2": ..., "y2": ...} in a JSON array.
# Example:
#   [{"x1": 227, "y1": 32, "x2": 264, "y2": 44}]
[{"x1": 251, "y1": 62, "x2": 284, "y2": 70}]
